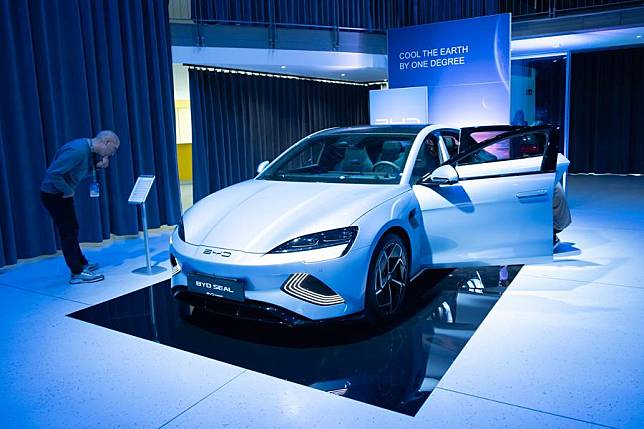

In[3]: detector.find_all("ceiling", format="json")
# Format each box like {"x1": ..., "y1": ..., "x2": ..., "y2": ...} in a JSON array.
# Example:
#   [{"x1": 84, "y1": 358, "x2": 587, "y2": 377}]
[
  {"x1": 172, "y1": 25, "x2": 644, "y2": 86},
  {"x1": 511, "y1": 25, "x2": 644, "y2": 58},
  {"x1": 172, "y1": 46, "x2": 387, "y2": 84}
]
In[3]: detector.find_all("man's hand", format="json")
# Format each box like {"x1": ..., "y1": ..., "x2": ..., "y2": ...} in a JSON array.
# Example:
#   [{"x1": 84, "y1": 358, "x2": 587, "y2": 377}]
[
  {"x1": 63, "y1": 192, "x2": 75, "y2": 198},
  {"x1": 96, "y1": 156, "x2": 110, "y2": 169}
]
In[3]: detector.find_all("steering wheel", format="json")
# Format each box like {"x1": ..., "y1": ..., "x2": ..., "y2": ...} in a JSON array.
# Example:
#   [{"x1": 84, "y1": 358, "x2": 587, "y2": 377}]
[{"x1": 372, "y1": 161, "x2": 402, "y2": 174}]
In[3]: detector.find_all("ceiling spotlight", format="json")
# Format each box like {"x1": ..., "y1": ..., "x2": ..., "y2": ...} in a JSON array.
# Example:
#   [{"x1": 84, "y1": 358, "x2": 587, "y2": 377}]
[
  {"x1": 280, "y1": 65, "x2": 287, "y2": 69},
  {"x1": 637, "y1": 35, "x2": 642, "y2": 39},
  {"x1": 341, "y1": 73, "x2": 346, "y2": 77},
  {"x1": 551, "y1": 41, "x2": 561, "y2": 48}
]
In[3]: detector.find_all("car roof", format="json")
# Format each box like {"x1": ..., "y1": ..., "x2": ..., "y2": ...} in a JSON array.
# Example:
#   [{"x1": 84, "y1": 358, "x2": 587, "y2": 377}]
[{"x1": 319, "y1": 125, "x2": 431, "y2": 135}]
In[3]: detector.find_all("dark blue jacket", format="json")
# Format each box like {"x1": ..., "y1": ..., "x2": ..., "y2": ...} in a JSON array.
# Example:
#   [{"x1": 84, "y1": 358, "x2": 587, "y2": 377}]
[{"x1": 41, "y1": 138, "x2": 93, "y2": 196}]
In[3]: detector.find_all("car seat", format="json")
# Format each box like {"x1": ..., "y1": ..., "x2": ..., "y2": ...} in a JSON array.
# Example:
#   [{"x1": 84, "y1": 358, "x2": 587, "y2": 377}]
[
  {"x1": 442, "y1": 136, "x2": 459, "y2": 158},
  {"x1": 411, "y1": 142, "x2": 440, "y2": 183},
  {"x1": 335, "y1": 146, "x2": 374, "y2": 172},
  {"x1": 376, "y1": 141, "x2": 406, "y2": 169}
]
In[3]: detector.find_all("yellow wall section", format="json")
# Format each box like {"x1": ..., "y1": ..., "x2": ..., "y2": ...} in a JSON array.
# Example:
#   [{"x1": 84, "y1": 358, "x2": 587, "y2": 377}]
[
  {"x1": 175, "y1": 99, "x2": 192, "y2": 181},
  {"x1": 177, "y1": 143, "x2": 192, "y2": 181}
]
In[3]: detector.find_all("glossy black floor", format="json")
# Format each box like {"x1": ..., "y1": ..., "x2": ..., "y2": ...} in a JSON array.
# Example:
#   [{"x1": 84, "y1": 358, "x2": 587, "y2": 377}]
[{"x1": 69, "y1": 265, "x2": 520, "y2": 416}]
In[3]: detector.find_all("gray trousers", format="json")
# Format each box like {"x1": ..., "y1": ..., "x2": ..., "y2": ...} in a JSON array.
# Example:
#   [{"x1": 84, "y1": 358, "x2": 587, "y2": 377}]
[{"x1": 553, "y1": 183, "x2": 572, "y2": 233}]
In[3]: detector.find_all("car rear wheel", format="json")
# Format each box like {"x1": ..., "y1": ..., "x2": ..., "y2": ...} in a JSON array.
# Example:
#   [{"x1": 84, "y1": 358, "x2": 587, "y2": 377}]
[{"x1": 365, "y1": 233, "x2": 409, "y2": 325}]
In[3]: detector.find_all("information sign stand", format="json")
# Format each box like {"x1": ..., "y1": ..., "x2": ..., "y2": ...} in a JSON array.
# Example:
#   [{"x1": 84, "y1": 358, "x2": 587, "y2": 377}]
[{"x1": 128, "y1": 175, "x2": 166, "y2": 275}]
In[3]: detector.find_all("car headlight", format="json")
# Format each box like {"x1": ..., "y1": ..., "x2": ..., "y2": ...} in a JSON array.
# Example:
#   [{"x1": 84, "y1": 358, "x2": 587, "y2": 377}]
[
  {"x1": 177, "y1": 219, "x2": 185, "y2": 241},
  {"x1": 269, "y1": 227, "x2": 358, "y2": 255}
]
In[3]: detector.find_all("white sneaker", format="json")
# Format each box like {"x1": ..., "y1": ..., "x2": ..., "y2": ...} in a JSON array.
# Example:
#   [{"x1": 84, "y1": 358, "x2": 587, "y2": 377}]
[
  {"x1": 83, "y1": 261, "x2": 99, "y2": 272},
  {"x1": 69, "y1": 270, "x2": 105, "y2": 284}
]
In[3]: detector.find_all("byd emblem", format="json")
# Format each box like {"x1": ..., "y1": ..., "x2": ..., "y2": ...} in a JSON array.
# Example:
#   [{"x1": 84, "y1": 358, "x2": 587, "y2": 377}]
[{"x1": 202, "y1": 248, "x2": 231, "y2": 258}]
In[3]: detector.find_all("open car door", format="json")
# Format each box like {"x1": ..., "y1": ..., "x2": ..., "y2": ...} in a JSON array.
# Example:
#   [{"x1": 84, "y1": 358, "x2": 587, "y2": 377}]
[{"x1": 413, "y1": 125, "x2": 560, "y2": 268}]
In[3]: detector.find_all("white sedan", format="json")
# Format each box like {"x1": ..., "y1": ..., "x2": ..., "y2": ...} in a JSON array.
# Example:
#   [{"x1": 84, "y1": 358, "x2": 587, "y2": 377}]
[{"x1": 170, "y1": 124, "x2": 567, "y2": 325}]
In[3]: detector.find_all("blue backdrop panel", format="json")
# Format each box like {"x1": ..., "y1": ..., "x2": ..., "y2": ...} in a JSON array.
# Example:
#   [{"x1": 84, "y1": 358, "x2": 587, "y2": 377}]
[
  {"x1": 189, "y1": 69, "x2": 376, "y2": 202},
  {"x1": 388, "y1": 13, "x2": 510, "y2": 125},
  {"x1": 0, "y1": 0, "x2": 181, "y2": 268}
]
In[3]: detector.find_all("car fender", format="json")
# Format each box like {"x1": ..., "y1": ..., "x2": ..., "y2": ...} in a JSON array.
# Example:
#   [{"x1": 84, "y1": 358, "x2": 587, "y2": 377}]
[{"x1": 351, "y1": 189, "x2": 425, "y2": 278}]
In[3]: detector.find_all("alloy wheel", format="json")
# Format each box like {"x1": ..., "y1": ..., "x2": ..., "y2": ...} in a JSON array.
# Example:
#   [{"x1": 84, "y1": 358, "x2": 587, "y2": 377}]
[{"x1": 373, "y1": 241, "x2": 408, "y2": 316}]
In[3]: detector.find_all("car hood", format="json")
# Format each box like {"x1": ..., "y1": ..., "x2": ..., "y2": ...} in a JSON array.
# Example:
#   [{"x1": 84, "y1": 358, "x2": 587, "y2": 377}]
[{"x1": 183, "y1": 179, "x2": 407, "y2": 253}]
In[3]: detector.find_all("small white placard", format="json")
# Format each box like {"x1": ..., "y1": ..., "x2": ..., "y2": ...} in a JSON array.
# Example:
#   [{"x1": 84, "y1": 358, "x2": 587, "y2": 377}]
[{"x1": 128, "y1": 175, "x2": 155, "y2": 204}]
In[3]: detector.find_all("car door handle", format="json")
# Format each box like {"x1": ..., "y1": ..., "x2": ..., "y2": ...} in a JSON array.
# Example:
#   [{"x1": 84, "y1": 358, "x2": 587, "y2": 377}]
[{"x1": 516, "y1": 189, "x2": 547, "y2": 199}]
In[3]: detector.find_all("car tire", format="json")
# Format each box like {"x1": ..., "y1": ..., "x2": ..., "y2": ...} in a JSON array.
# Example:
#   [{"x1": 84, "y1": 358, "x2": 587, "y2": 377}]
[{"x1": 364, "y1": 232, "x2": 409, "y2": 325}]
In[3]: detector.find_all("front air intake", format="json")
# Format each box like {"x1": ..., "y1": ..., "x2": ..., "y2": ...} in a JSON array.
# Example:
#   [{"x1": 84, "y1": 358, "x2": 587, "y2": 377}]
[{"x1": 281, "y1": 273, "x2": 344, "y2": 306}]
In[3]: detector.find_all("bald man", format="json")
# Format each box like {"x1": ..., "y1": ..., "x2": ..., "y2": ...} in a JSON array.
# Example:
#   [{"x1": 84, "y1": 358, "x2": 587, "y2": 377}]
[{"x1": 40, "y1": 130, "x2": 120, "y2": 284}]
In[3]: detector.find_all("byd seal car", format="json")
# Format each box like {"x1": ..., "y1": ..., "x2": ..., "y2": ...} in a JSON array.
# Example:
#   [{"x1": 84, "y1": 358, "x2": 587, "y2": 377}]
[{"x1": 170, "y1": 124, "x2": 568, "y2": 325}]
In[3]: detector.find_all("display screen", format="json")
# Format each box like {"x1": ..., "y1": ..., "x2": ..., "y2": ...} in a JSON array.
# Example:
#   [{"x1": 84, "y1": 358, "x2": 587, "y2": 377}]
[{"x1": 369, "y1": 86, "x2": 428, "y2": 126}]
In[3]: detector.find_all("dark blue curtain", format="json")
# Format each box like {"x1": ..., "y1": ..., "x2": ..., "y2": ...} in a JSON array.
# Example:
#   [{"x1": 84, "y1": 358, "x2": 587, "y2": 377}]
[
  {"x1": 191, "y1": 0, "x2": 498, "y2": 30},
  {"x1": 0, "y1": 0, "x2": 181, "y2": 268},
  {"x1": 387, "y1": 0, "x2": 498, "y2": 28},
  {"x1": 569, "y1": 47, "x2": 644, "y2": 174},
  {"x1": 189, "y1": 69, "x2": 376, "y2": 201}
]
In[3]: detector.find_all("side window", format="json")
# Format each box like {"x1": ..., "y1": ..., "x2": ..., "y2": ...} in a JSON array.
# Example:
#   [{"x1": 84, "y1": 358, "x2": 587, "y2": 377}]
[
  {"x1": 459, "y1": 132, "x2": 547, "y2": 166},
  {"x1": 289, "y1": 144, "x2": 324, "y2": 170},
  {"x1": 442, "y1": 135, "x2": 460, "y2": 158},
  {"x1": 411, "y1": 134, "x2": 441, "y2": 183}
]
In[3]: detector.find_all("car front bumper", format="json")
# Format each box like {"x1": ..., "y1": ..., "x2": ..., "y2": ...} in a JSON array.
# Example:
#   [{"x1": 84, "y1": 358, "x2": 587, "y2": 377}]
[{"x1": 169, "y1": 230, "x2": 372, "y2": 323}]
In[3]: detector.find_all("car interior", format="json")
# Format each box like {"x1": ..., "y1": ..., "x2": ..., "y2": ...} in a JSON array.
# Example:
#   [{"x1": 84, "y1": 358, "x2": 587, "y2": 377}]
[
  {"x1": 328, "y1": 136, "x2": 413, "y2": 174},
  {"x1": 411, "y1": 135, "x2": 441, "y2": 183}
]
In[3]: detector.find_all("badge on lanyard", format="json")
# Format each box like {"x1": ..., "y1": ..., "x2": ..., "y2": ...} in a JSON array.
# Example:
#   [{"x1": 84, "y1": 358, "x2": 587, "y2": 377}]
[{"x1": 90, "y1": 165, "x2": 100, "y2": 198}]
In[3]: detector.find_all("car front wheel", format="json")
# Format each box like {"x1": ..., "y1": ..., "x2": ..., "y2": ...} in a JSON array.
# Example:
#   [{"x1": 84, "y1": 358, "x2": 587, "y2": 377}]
[{"x1": 365, "y1": 233, "x2": 409, "y2": 325}]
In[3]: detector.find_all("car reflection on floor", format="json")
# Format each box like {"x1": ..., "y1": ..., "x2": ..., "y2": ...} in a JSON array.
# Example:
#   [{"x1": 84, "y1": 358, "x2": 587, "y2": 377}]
[{"x1": 70, "y1": 265, "x2": 520, "y2": 416}]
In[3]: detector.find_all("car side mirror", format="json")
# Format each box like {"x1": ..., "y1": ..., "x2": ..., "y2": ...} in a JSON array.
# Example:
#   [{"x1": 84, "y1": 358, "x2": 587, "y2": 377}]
[
  {"x1": 257, "y1": 160, "x2": 270, "y2": 174},
  {"x1": 422, "y1": 164, "x2": 459, "y2": 185}
]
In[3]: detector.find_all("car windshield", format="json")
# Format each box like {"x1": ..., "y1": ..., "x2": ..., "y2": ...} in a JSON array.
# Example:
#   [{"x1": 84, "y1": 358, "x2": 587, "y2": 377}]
[{"x1": 258, "y1": 132, "x2": 417, "y2": 184}]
